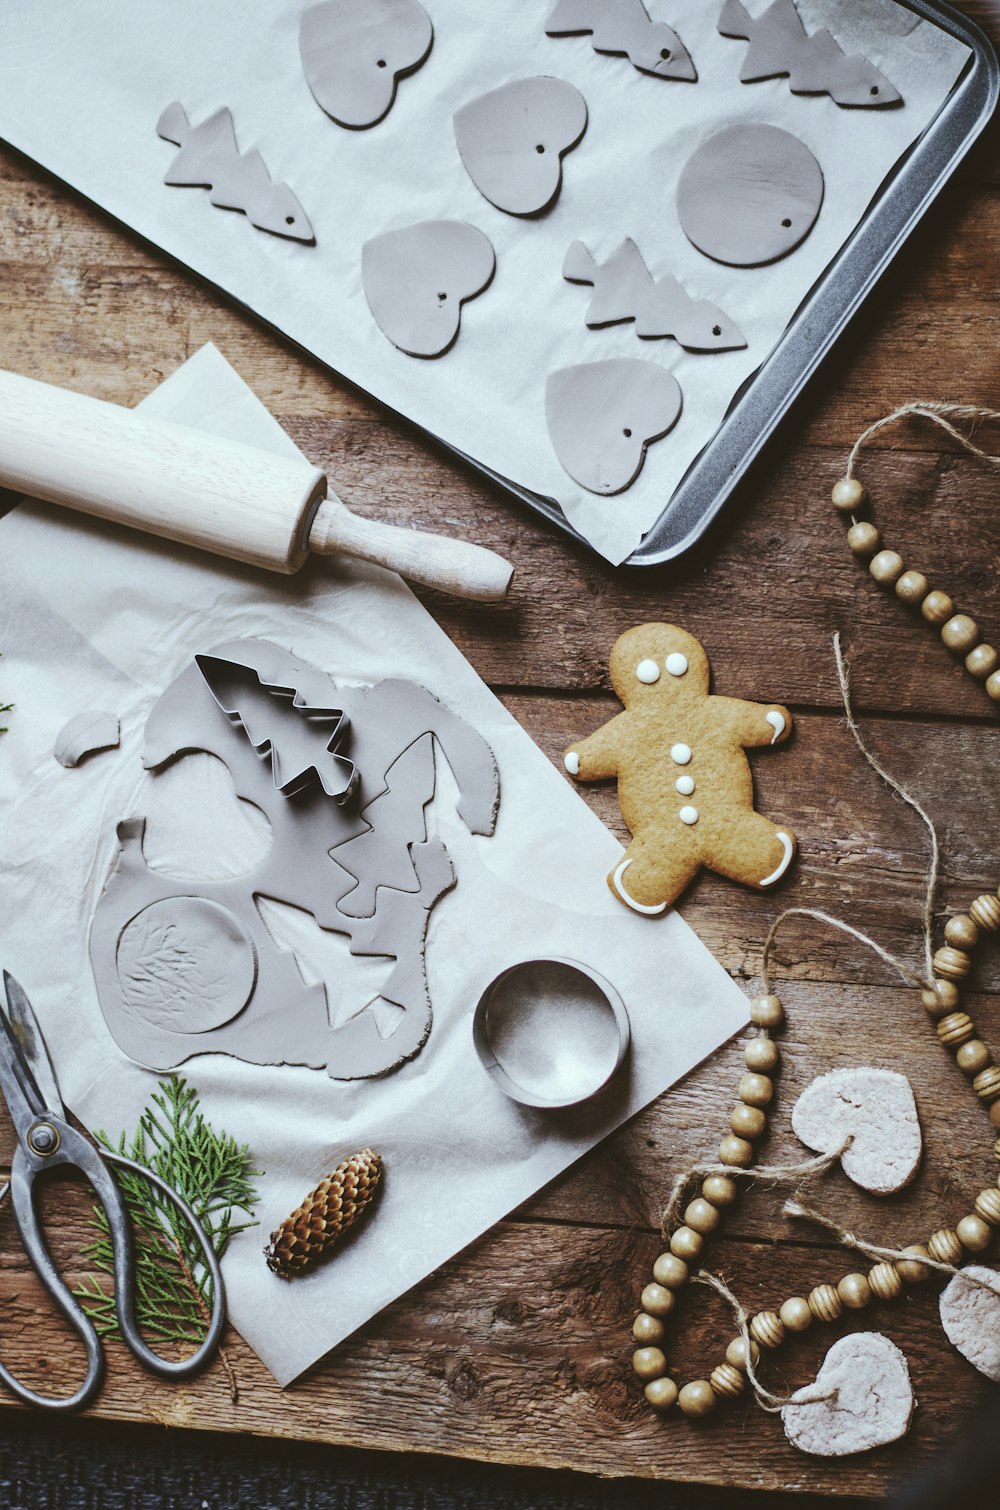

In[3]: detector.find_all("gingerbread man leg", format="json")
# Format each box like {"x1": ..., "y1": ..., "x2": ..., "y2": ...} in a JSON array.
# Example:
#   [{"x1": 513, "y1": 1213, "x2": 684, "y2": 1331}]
[
  {"x1": 702, "y1": 811, "x2": 796, "y2": 891},
  {"x1": 607, "y1": 832, "x2": 700, "y2": 915}
]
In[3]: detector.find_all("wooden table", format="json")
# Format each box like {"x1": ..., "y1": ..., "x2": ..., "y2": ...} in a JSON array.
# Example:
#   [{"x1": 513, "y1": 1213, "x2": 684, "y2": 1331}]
[{"x1": 1, "y1": 6, "x2": 998, "y2": 1497}]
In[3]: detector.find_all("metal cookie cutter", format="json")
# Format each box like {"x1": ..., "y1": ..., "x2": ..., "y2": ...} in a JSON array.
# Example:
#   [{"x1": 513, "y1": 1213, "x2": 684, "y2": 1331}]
[{"x1": 472, "y1": 958, "x2": 630, "y2": 1109}]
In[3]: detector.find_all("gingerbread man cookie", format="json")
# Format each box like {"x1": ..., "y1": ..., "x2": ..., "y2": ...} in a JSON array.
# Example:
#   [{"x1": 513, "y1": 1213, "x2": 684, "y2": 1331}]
[{"x1": 564, "y1": 625, "x2": 796, "y2": 913}]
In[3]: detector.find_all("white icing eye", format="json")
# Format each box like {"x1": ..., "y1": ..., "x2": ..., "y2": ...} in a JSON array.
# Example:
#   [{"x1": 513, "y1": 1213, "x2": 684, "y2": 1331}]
[
  {"x1": 564, "y1": 751, "x2": 580, "y2": 775},
  {"x1": 636, "y1": 659, "x2": 660, "y2": 684},
  {"x1": 675, "y1": 775, "x2": 695, "y2": 796},
  {"x1": 670, "y1": 743, "x2": 692, "y2": 766},
  {"x1": 665, "y1": 653, "x2": 689, "y2": 677},
  {"x1": 678, "y1": 805, "x2": 699, "y2": 825}
]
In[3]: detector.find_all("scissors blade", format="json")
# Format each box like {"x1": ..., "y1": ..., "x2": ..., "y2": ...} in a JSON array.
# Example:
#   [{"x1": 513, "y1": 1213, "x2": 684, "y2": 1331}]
[{"x1": 0, "y1": 972, "x2": 65, "y2": 1120}]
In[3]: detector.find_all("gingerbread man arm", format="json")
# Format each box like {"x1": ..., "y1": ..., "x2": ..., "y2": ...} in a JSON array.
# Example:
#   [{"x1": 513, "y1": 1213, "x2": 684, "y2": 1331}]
[
  {"x1": 715, "y1": 697, "x2": 793, "y2": 749},
  {"x1": 564, "y1": 711, "x2": 629, "y2": 780}
]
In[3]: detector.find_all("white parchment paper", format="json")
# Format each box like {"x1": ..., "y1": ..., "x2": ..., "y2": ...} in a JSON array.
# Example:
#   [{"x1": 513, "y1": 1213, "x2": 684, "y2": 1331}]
[
  {"x1": 0, "y1": 345, "x2": 750, "y2": 1385},
  {"x1": 0, "y1": 2, "x2": 970, "y2": 563}
]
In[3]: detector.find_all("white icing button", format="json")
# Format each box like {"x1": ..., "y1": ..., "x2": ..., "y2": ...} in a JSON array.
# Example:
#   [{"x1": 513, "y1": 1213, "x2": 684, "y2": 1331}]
[
  {"x1": 670, "y1": 743, "x2": 692, "y2": 765},
  {"x1": 665, "y1": 652, "x2": 689, "y2": 677},
  {"x1": 636, "y1": 659, "x2": 661, "y2": 684},
  {"x1": 675, "y1": 775, "x2": 695, "y2": 796},
  {"x1": 678, "y1": 805, "x2": 699, "y2": 825},
  {"x1": 766, "y1": 709, "x2": 786, "y2": 744},
  {"x1": 564, "y1": 751, "x2": 580, "y2": 776}
]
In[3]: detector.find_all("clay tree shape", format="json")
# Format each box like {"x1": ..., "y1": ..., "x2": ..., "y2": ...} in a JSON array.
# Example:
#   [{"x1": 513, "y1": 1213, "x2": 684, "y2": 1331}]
[
  {"x1": 299, "y1": 0, "x2": 433, "y2": 130},
  {"x1": 156, "y1": 102, "x2": 314, "y2": 243},
  {"x1": 718, "y1": 0, "x2": 902, "y2": 108},
  {"x1": 545, "y1": 358, "x2": 682, "y2": 495},
  {"x1": 563, "y1": 238, "x2": 745, "y2": 352},
  {"x1": 454, "y1": 77, "x2": 588, "y2": 217},
  {"x1": 362, "y1": 220, "x2": 496, "y2": 358},
  {"x1": 677, "y1": 123, "x2": 823, "y2": 267},
  {"x1": 546, "y1": 0, "x2": 696, "y2": 81}
]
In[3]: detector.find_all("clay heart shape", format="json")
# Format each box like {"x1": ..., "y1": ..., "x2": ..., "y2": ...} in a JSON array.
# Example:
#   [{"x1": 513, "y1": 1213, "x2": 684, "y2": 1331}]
[
  {"x1": 454, "y1": 77, "x2": 587, "y2": 216},
  {"x1": 782, "y1": 1333, "x2": 914, "y2": 1457},
  {"x1": 791, "y1": 1066, "x2": 921, "y2": 1195},
  {"x1": 300, "y1": 0, "x2": 433, "y2": 129},
  {"x1": 940, "y1": 1265, "x2": 1000, "y2": 1381},
  {"x1": 545, "y1": 359, "x2": 682, "y2": 495},
  {"x1": 362, "y1": 220, "x2": 495, "y2": 358}
]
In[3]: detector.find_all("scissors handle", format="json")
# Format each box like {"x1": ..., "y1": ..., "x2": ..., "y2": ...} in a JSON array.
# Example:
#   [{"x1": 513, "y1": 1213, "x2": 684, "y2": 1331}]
[{"x1": 3, "y1": 1121, "x2": 225, "y2": 1410}]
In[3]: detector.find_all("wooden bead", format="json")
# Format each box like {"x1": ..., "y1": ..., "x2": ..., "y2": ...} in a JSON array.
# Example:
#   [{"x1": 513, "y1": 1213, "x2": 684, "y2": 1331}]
[
  {"x1": 973, "y1": 1066, "x2": 1000, "y2": 1102},
  {"x1": 644, "y1": 1376, "x2": 679, "y2": 1411},
  {"x1": 678, "y1": 1380, "x2": 716, "y2": 1418},
  {"x1": 633, "y1": 1312, "x2": 666, "y2": 1345},
  {"x1": 719, "y1": 1134, "x2": 754, "y2": 1168},
  {"x1": 652, "y1": 1253, "x2": 688, "y2": 1289},
  {"x1": 921, "y1": 979, "x2": 960, "y2": 1016},
  {"x1": 831, "y1": 476, "x2": 866, "y2": 512},
  {"x1": 956, "y1": 1214, "x2": 992, "y2": 1253},
  {"x1": 633, "y1": 1346, "x2": 667, "y2": 1380},
  {"x1": 992, "y1": 1101, "x2": 1000, "y2": 1132},
  {"x1": 995, "y1": 1135, "x2": 1000, "y2": 1157},
  {"x1": 749, "y1": 1311, "x2": 785, "y2": 1350},
  {"x1": 895, "y1": 569, "x2": 928, "y2": 606},
  {"x1": 936, "y1": 1011, "x2": 975, "y2": 1047},
  {"x1": 870, "y1": 549, "x2": 904, "y2": 585},
  {"x1": 927, "y1": 1228, "x2": 963, "y2": 1266},
  {"x1": 684, "y1": 1198, "x2": 721, "y2": 1236},
  {"x1": 749, "y1": 995, "x2": 784, "y2": 1028},
  {"x1": 808, "y1": 1284, "x2": 843, "y2": 1322},
  {"x1": 670, "y1": 1226, "x2": 704, "y2": 1262},
  {"x1": 921, "y1": 589, "x2": 955, "y2": 625},
  {"x1": 941, "y1": 614, "x2": 979, "y2": 654},
  {"x1": 738, "y1": 1073, "x2": 774, "y2": 1108},
  {"x1": 868, "y1": 1262, "x2": 903, "y2": 1301},
  {"x1": 966, "y1": 643, "x2": 999, "y2": 681},
  {"x1": 745, "y1": 1037, "x2": 779, "y2": 1073},
  {"x1": 641, "y1": 1282, "x2": 677, "y2": 1318},
  {"x1": 778, "y1": 1297, "x2": 813, "y2": 1334},
  {"x1": 702, "y1": 1174, "x2": 739, "y2": 1209},
  {"x1": 970, "y1": 894, "x2": 1000, "y2": 932},
  {"x1": 725, "y1": 1336, "x2": 760, "y2": 1371},
  {"x1": 848, "y1": 521, "x2": 880, "y2": 556},
  {"x1": 895, "y1": 1245, "x2": 931, "y2": 1283},
  {"x1": 710, "y1": 1362, "x2": 745, "y2": 1398},
  {"x1": 987, "y1": 670, "x2": 1000, "y2": 703},
  {"x1": 974, "y1": 1188, "x2": 1000, "y2": 1226},
  {"x1": 933, "y1": 946, "x2": 972, "y2": 982},
  {"x1": 730, "y1": 1103, "x2": 767, "y2": 1140},
  {"x1": 957, "y1": 1039, "x2": 992, "y2": 1076},
  {"x1": 945, "y1": 914, "x2": 980, "y2": 951},
  {"x1": 837, "y1": 1273, "x2": 872, "y2": 1310}
]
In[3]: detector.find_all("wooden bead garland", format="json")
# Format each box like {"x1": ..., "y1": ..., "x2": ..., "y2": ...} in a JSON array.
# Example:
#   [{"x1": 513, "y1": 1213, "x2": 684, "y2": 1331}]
[{"x1": 632, "y1": 881, "x2": 1000, "y2": 1417}]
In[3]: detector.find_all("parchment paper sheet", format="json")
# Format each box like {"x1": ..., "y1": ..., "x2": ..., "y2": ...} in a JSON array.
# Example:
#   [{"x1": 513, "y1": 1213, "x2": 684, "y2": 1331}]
[
  {"x1": 0, "y1": 345, "x2": 750, "y2": 1385},
  {"x1": 0, "y1": 2, "x2": 970, "y2": 564}
]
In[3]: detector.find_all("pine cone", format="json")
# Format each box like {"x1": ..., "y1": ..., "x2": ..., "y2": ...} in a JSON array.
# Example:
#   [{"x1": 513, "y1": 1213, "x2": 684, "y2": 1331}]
[{"x1": 264, "y1": 1148, "x2": 383, "y2": 1278}]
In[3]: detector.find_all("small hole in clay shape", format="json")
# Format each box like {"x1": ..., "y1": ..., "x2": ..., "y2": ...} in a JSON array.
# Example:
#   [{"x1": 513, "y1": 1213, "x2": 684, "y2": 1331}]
[
  {"x1": 781, "y1": 217, "x2": 792, "y2": 228},
  {"x1": 660, "y1": 47, "x2": 671, "y2": 59},
  {"x1": 623, "y1": 427, "x2": 632, "y2": 438},
  {"x1": 871, "y1": 86, "x2": 879, "y2": 96},
  {"x1": 377, "y1": 58, "x2": 387, "y2": 68},
  {"x1": 535, "y1": 144, "x2": 545, "y2": 154},
  {"x1": 285, "y1": 216, "x2": 295, "y2": 225},
  {"x1": 712, "y1": 325, "x2": 721, "y2": 337},
  {"x1": 437, "y1": 291, "x2": 447, "y2": 302}
]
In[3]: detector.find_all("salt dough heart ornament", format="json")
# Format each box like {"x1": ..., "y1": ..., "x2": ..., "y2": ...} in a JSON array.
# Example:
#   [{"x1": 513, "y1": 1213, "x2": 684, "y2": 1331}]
[
  {"x1": 782, "y1": 1333, "x2": 914, "y2": 1457},
  {"x1": 454, "y1": 77, "x2": 588, "y2": 216},
  {"x1": 677, "y1": 123, "x2": 823, "y2": 266},
  {"x1": 299, "y1": 0, "x2": 433, "y2": 129},
  {"x1": 791, "y1": 1066, "x2": 921, "y2": 1194},
  {"x1": 940, "y1": 1266, "x2": 1000, "y2": 1381},
  {"x1": 545, "y1": 359, "x2": 682, "y2": 495},
  {"x1": 362, "y1": 220, "x2": 495, "y2": 358}
]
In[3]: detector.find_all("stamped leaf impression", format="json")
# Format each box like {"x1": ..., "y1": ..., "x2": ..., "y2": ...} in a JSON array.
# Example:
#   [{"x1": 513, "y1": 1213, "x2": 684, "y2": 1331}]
[
  {"x1": 563, "y1": 238, "x2": 745, "y2": 352},
  {"x1": 546, "y1": 0, "x2": 696, "y2": 81},
  {"x1": 791, "y1": 1066, "x2": 922, "y2": 1195},
  {"x1": 719, "y1": 0, "x2": 902, "y2": 108},
  {"x1": 545, "y1": 358, "x2": 682, "y2": 495},
  {"x1": 939, "y1": 1265, "x2": 1000, "y2": 1381},
  {"x1": 362, "y1": 220, "x2": 496, "y2": 358},
  {"x1": 782, "y1": 1333, "x2": 914, "y2": 1457},
  {"x1": 454, "y1": 77, "x2": 588, "y2": 217},
  {"x1": 300, "y1": 0, "x2": 433, "y2": 129}
]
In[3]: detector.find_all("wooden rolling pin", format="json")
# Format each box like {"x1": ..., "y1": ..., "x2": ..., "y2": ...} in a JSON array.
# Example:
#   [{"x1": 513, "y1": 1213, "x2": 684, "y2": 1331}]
[{"x1": 0, "y1": 369, "x2": 513, "y2": 601}]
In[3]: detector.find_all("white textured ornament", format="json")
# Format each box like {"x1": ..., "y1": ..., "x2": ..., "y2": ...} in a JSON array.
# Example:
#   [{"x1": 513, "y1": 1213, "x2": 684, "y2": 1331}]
[
  {"x1": 782, "y1": 1333, "x2": 914, "y2": 1458},
  {"x1": 940, "y1": 1266, "x2": 1000, "y2": 1381},
  {"x1": 791, "y1": 1066, "x2": 921, "y2": 1195}
]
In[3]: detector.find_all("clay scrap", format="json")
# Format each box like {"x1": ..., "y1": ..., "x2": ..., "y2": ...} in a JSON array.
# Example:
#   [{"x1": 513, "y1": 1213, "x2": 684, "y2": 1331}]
[
  {"x1": 563, "y1": 238, "x2": 746, "y2": 352},
  {"x1": 454, "y1": 77, "x2": 587, "y2": 217},
  {"x1": 157, "y1": 102, "x2": 314, "y2": 243},
  {"x1": 677, "y1": 123, "x2": 823, "y2": 266},
  {"x1": 53, "y1": 710, "x2": 120, "y2": 768},
  {"x1": 362, "y1": 220, "x2": 495, "y2": 358},
  {"x1": 299, "y1": 0, "x2": 433, "y2": 129},
  {"x1": 545, "y1": 358, "x2": 682, "y2": 494},
  {"x1": 719, "y1": 0, "x2": 902, "y2": 108},
  {"x1": 546, "y1": 0, "x2": 696, "y2": 81}
]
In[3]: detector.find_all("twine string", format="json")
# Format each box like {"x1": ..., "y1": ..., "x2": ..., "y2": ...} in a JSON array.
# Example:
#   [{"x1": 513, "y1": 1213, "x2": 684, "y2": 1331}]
[
  {"x1": 845, "y1": 400, "x2": 1000, "y2": 482},
  {"x1": 693, "y1": 1269, "x2": 838, "y2": 1413},
  {"x1": 662, "y1": 1147, "x2": 848, "y2": 1236}
]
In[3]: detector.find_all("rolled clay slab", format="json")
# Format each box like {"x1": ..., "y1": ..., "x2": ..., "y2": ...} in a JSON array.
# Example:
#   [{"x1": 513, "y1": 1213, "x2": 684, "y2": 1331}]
[
  {"x1": 782, "y1": 1333, "x2": 914, "y2": 1457},
  {"x1": 454, "y1": 76, "x2": 588, "y2": 216},
  {"x1": 790, "y1": 1065, "x2": 922, "y2": 1195},
  {"x1": 362, "y1": 220, "x2": 496, "y2": 357},
  {"x1": 299, "y1": 0, "x2": 433, "y2": 128},
  {"x1": 545, "y1": 358, "x2": 682, "y2": 494},
  {"x1": 677, "y1": 123, "x2": 823, "y2": 265},
  {"x1": 939, "y1": 1266, "x2": 1000, "y2": 1381}
]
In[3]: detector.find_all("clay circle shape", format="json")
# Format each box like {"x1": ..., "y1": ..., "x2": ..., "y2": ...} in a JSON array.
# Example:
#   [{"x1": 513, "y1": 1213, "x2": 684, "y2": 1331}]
[
  {"x1": 362, "y1": 220, "x2": 496, "y2": 358},
  {"x1": 299, "y1": 0, "x2": 433, "y2": 129},
  {"x1": 116, "y1": 896, "x2": 258, "y2": 1034},
  {"x1": 677, "y1": 124, "x2": 823, "y2": 266},
  {"x1": 545, "y1": 358, "x2": 682, "y2": 495},
  {"x1": 453, "y1": 76, "x2": 588, "y2": 217}
]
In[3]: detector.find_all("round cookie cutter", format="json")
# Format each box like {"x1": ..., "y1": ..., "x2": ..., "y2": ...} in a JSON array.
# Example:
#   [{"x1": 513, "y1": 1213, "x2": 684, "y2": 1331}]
[{"x1": 472, "y1": 958, "x2": 630, "y2": 1109}]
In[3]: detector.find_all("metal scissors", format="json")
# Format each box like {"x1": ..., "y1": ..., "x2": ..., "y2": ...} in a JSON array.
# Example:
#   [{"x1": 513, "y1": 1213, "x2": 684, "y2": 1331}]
[{"x1": 0, "y1": 971, "x2": 225, "y2": 1410}]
